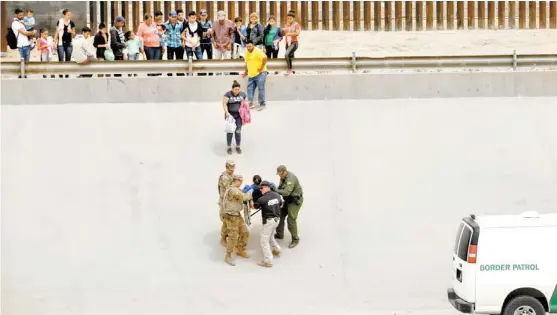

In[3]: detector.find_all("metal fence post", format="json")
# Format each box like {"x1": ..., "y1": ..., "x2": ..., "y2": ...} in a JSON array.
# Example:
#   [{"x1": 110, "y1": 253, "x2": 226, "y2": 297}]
[
  {"x1": 188, "y1": 57, "x2": 193, "y2": 76},
  {"x1": 19, "y1": 59, "x2": 25, "y2": 78},
  {"x1": 351, "y1": 52, "x2": 357, "y2": 73},
  {"x1": 513, "y1": 50, "x2": 517, "y2": 70}
]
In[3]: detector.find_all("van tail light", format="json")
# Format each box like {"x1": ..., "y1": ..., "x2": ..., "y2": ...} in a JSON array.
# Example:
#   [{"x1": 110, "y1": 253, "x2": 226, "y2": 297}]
[{"x1": 468, "y1": 245, "x2": 477, "y2": 264}]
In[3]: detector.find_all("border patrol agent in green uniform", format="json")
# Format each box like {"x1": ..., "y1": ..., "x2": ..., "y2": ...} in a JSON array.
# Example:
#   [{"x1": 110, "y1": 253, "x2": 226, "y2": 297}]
[{"x1": 275, "y1": 165, "x2": 304, "y2": 248}]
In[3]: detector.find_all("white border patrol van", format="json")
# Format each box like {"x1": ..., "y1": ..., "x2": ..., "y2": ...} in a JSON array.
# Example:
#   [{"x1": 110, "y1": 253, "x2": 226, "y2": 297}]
[{"x1": 447, "y1": 211, "x2": 557, "y2": 315}]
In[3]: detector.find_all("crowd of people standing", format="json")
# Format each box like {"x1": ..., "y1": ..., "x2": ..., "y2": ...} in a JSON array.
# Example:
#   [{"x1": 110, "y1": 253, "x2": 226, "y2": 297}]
[{"x1": 10, "y1": 6, "x2": 301, "y2": 75}]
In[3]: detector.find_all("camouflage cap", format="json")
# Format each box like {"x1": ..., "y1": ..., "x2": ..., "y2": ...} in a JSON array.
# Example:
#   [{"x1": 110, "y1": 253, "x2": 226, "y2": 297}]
[
  {"x1": 225, "y1": 160, "x2": 236, "y2": 170},
  {"x1": 232, "y1": 174, "x2": 243, "y2": 181},
  {"x1": 276, "y1": 165, "x2": 287, "y2": 174}
]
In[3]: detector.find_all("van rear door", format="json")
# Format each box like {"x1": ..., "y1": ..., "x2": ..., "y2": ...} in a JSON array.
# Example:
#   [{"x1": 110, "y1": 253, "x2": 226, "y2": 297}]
[{"x1": 452, "y1": 218, "x2": 479, "y2": 304}]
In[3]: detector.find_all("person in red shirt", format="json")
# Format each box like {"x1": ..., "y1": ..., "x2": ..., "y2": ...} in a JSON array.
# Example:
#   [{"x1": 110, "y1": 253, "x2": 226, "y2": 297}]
[{"x1": 282, "y1": 11, "x2": 301, "y2": 76}]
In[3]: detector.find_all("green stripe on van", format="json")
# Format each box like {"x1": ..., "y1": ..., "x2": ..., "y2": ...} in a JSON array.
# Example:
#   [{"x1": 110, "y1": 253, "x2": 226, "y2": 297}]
[{"x1": 550, "y1": 285, "x2": 557, "y2": 313}]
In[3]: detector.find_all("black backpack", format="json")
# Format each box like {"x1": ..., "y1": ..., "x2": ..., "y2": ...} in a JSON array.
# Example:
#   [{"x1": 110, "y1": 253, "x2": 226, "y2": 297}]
[{"x1": 6, "y1": 27, "x2": 18, "y2": 49}]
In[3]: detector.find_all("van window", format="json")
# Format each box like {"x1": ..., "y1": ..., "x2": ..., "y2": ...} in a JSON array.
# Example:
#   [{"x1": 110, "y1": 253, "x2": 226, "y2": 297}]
[
  {"x1": 457, "y1": 225, "x2": 472, "y2": 261},
  {"x1": 453, "y1": 223, "x2": 464, "y2": 255}
]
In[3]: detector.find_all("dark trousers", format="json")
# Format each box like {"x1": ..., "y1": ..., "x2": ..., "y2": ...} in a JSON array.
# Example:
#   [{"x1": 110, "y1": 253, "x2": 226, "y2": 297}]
[
  {"x1": 226, "y1": 113, "x2": 242, "y2": 147},
  {"x1": 145, "y1": 47, "x2": 162, "y2": 76},
  {"x1": 285, "y1": 42, "x2": 299, "y2": 70},
  {"x1": 144, "y1": 46, "x2": 162, "y2": 60},
  {"x1": 265, "y1": 45, "x2": 279, "y2": 59},
  {"x1": 201, "y1": 42, "x2": 213, "y2": 59},
  {"x1": 276, "y1": 198, "x2": 303, "y2": 241},
  {"x1": 167, "y1": 46, "x2": 184, "y2": 60},
  {"x1": 57, "y1": 44, "x2": 73, "y2": 62}
]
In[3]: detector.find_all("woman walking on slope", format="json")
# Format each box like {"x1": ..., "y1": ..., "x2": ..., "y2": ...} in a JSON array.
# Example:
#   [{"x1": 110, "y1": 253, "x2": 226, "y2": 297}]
[{"x1": 223, "y1": 80, "x2": 248, "y2": 155}]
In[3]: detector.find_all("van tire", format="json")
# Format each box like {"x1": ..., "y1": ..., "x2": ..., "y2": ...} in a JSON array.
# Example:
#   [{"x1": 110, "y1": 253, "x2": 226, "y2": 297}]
[{"x1": 502, "y1": 295, "x2": 545, "y2": 315}]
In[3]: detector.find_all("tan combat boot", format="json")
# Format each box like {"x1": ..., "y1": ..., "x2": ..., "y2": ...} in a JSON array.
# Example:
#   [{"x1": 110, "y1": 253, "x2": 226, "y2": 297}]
[
  {"x1": 272, "y1": 249, "x2": 281, "y2": 257},
  {"x1": 235, "y1": 248, "x2": 250, "y2": 258},
  {"x1": 258, "y1": 261, "x2": 273, "y2": 268},
  {"x1": 225, "y1": 252, "x2": 236, "y2": 266}
]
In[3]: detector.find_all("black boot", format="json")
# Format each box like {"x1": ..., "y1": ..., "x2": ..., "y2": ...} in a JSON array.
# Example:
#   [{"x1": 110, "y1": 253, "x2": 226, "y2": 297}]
[
  {"x1": 288, "y1": 239, "x2": 299, "y2": 248},
  {"x1": 274, "y1": 233, "x2": 283, "y2": 240}
]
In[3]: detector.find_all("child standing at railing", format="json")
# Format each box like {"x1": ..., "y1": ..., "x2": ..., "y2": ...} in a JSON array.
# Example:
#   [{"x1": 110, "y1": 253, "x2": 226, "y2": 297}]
[
  {"x1": 38, "y1": 29, "x2": 55, "y2": 62},
  {"x1": 124, "y1": 31, "x2": 145, "y2": 60},
  {"x1": 282, "y1": 11, "x2": 301, "y2": 76},
  {"x1": 157, "y1": 24, "x2": 167, "y2": 58}
]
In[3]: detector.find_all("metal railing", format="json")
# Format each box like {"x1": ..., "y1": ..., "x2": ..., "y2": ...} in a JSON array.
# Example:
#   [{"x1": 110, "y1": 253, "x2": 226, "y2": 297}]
[{"x1": 1, "y1": 52, "x2": 556, "y2": 78}]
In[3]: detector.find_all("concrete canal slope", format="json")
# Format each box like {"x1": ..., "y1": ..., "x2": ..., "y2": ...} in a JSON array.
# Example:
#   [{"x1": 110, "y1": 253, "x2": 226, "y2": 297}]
[
  {"x1": 2, "y1": 71, "x2": 557, "y2": 105},
  {"x1": 2, "y1": 97, "x2": 556, "y2": 315}
]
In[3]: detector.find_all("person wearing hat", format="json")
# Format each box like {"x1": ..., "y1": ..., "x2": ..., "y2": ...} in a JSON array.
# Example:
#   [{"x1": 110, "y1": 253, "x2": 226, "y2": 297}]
[
  {"x1": 218, "y1": 160, "x2": 236, "y2": 246},
  {"x1": 252, "y1": 180, "x2": 283, "y2": 267},
  {"x1": 212, "y1": 10, "x2": 235, "y2": 60},
  {"x1": 110, "y1": 16, "x2": 127, "y2": 60},
  {"x1": 222, "y1": 174, "x2": 250, "y2": 266},
  {"x1": 198, "y1": 9, "x2": 214, "y2": 59},
  {"x1": 164, "y1": 10, "x2": 184, "y2": 60},
  {"x1": 275, "y1": 165, "x2": 304, "y2": 248}
]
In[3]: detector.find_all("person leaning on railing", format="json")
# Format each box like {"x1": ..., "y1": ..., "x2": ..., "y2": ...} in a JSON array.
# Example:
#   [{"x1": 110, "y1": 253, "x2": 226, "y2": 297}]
[{"x1": 73, "y1": 27, "x2": 96, "y2": 65}]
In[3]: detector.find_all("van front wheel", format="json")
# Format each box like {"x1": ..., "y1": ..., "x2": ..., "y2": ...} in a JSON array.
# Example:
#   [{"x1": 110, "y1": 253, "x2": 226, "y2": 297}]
[{"x1": 502, "y1": 295, "x2": 545, "y2": 315}]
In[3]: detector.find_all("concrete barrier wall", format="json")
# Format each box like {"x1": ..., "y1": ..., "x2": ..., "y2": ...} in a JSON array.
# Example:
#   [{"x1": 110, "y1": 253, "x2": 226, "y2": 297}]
[{"x1": 2, "y1": 71, "x2": 557, "y2": 105}]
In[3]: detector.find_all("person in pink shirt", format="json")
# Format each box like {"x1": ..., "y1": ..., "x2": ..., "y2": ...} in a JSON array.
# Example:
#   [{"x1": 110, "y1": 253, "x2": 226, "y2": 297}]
[
  {"x1": 137, "y1": 13, "x2": 161, "y2": 60},
  {"x1": 37, "y1": 28, "x2": 54, "y2": 62}
]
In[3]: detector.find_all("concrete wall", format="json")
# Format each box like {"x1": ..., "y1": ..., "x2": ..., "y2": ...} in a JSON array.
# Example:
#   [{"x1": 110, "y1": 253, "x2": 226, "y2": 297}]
[{"x1": 2, "y1": 71, "x2": 557, "y2": 105}]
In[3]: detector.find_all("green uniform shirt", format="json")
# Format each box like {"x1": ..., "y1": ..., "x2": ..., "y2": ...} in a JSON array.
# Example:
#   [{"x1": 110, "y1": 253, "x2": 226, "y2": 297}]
[{"x1": 277, "y1": 172, "x2": 303, "y2": 198}]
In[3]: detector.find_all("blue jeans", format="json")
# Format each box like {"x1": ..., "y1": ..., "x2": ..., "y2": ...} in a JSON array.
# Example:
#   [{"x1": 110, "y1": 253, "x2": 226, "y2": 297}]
[
  {"x1": 18, "y1": 45, "x2": 31, "y2": 63},
  {"x1": 57, "y1": 44, "x2": 73, "y2": 62},
  {"x1": 185, "y1": 46, "x2": 203, "y2": 60},
  {"x1": 128, "y1": 53, "x2": 140, "y2": 60},
  {"x1": 144, "y1": 46, "x2": 162, "y2": 60},
  {"x1": 247, "y1": 71, "x2": 267, "y2": 106}
]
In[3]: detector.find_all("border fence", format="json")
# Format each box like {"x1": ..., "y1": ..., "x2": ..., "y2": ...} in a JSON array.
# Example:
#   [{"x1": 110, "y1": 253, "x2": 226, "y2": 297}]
[
  {"x1": 1, "y1": 1, "x2": 556, "y2": 53},
  {"x1": 82, "y1": 1, "x2": 557, "y2": 33}
]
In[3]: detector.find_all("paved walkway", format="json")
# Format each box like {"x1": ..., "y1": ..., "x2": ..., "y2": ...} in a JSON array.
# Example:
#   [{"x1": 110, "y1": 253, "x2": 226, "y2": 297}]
[{"x1": 1, "y1": 29, "x2": 555, "y2": 62}]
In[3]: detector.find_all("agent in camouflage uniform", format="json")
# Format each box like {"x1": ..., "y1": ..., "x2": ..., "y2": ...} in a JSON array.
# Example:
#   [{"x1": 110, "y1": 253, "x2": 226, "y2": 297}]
[
  {"x1": 275, "y1": 165, "x2": 304, "y2": 248},
  {"x1": 218, "y1": 160, "x2": 235, "y2": 246},
  {"x1": 222, "y1": 174, "x2": 250, "y2": 266}
]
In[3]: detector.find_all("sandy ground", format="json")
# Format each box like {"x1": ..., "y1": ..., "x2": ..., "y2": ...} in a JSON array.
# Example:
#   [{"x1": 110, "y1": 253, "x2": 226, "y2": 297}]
[
  {"x1": 1, "y1": 29, "x2": 556, "y2": 62},
  {"x1": 2, "y1": 97, "x2": 557, "y2": 315}
]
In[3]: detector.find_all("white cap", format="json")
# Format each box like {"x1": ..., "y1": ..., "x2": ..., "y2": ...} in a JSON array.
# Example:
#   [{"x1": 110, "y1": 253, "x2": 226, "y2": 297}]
[{"x1": 217, "y1": 10, "x2": 226, "y2": 20}]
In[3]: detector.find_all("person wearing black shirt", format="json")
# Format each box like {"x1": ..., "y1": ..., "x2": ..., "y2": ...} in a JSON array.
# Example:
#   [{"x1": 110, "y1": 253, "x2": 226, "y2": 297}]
[
  {"x1": 222, "y1": 80, "x2": 248, "y2": 155},
  {"x1": 253, "y1": 181, "x2": 283, "y2": 268},
  {"x1": 54, "y1": 9, "x2": 76, "y2": 62},
  {"x1": 93, "y1": 22, "x2": 109, "y2": 60}
]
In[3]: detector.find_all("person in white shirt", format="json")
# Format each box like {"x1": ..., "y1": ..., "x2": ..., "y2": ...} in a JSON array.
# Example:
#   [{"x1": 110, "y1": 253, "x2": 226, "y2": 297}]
[
  {"x1": 72, "y1": 27, "x2": 96, "y2": 65},
  {"x1": 181, "y1": 10, "x2": 203, "y2": 60},
  {"x1": 11, "y1": 8, "x2": 36, "y2": 64}
]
